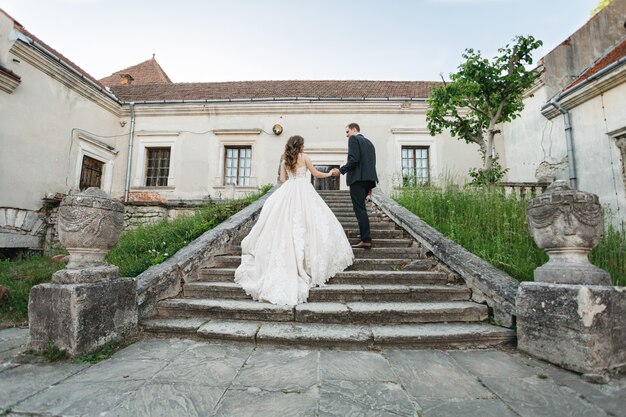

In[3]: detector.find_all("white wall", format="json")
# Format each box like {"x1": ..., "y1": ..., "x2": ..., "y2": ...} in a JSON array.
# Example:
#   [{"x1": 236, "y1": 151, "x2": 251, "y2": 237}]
[
  {"x1": 0, "y1": 19, "x2": 123, "y2": 211},
  {"x1": 125, "y1": 102, "x2": 483, "y2": 201}
]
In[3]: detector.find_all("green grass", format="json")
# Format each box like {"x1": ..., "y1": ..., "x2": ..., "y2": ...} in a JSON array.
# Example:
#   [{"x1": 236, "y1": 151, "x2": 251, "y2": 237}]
[
  {"x1": 76, "y1": 338, "x2": 130, "y2": 363},
  {"x1": 0, "y1": 185, "x2": 271, "y2": 325},
  {"x1": 394, "y1": 185, "x2": 625, "y2": 286},
  {"x1": 107, "y1": 185, "x2": 271, "y2": 277},
  {"x1": 0, "y1": 251, "x2": 66, "y2": 325}
]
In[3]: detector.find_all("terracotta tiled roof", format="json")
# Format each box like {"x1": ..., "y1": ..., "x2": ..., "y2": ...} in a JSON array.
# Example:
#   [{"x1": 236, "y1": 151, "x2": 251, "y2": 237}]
[
  {"x1": 566, "y1": 37, "x2": 626, "y2": 89},
  {"x1": 100, "y1": 57, "x2": 172, "y2": 86},
  {"x1": 110, "y1": 80, "x2": 441, "y2": 102},
  {"x1": 3, "y1": 10, "x2": 108, "y2": 91}
]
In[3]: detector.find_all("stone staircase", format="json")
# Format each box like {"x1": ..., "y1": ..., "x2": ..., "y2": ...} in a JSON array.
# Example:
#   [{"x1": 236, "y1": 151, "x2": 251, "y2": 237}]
[{"x1": 141, "y1": 190, "x2": 515, "y2": 348}]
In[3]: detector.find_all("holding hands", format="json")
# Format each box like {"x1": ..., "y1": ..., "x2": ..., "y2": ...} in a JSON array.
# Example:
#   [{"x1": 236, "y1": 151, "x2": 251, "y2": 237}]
[{"x1": 329, "y1": 168, "x2": 340, "y2": 177}]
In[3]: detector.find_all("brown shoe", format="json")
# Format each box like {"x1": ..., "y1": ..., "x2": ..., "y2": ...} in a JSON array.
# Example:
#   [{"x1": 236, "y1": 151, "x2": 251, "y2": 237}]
[{"x1": 351, "y1": 241, "x2": 372, "y2": 249}]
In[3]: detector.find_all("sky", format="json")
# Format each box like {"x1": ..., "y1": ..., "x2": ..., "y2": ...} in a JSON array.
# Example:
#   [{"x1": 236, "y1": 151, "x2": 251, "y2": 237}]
[{"x1": 0, "y1": 0, "x2": 599, "y2": 83}]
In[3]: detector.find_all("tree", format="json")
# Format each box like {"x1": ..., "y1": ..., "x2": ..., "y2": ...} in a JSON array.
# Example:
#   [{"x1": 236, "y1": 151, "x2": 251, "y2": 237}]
[
  {"x1": 426, "y1": 35, "x2": 543, "y2": 183},
  {"x1": 592, "y1": 0, "x2": 613, "y2": 15}
]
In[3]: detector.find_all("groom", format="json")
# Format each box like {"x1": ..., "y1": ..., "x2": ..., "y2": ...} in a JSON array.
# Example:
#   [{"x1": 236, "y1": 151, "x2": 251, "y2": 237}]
[{"x1": 331, "y1": 123, "x2": 378, "y2": 249}]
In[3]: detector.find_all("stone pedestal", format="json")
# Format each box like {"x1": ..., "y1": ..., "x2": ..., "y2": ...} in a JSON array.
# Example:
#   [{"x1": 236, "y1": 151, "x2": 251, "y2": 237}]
[
  {"x1": 29, "y1": 279, "x2": 138, "y2": 356},
  {"x1": 28, "y1": 188, "x2": 137, "y2": 356},
  {"x1": 518, "y1": 181, "x2": 625, "y2": 378},
  {"x1": 516, "y1": 283, "x2": 626, "y2": 375}
]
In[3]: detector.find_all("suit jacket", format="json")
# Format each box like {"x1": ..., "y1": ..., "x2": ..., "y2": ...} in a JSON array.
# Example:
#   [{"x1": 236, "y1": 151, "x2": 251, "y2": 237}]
[{"x1": 339, "y1": 134, "x2": 379, "y2": 187}]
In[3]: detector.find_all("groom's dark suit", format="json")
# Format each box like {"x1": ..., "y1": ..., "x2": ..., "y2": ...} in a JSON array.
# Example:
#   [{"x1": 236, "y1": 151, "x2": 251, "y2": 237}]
[{"x1": 339, "y1": 133, "x2": 378, "y2": 244}]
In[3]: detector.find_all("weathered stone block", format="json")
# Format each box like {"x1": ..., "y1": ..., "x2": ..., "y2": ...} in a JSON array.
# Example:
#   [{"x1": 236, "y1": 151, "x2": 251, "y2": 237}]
[
  {"x1": 29, "y1": 279, "x2": 138, "y2": 356},
  {"x1": 516, "y1": 282, "x2": 626, "y2": 374}
]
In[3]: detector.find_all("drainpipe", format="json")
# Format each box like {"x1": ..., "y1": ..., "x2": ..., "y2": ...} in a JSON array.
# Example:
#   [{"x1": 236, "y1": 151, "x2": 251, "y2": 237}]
[
  {"x1": 549, "y1": 98, "x2": 577, "y2": 189},
  {"x1": 124, "y1": 102, "x2": 136, "y2": 202}
]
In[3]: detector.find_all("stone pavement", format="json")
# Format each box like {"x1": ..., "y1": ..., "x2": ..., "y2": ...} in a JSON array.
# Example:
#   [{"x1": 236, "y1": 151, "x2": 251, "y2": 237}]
[{"x1": 1, "y1": 327, "x2": 624, "y2": 417}]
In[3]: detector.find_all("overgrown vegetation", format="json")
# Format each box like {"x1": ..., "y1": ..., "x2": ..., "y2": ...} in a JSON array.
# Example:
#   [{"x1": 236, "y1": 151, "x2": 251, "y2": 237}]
[
  {"x1": 0, "y1": 251, "x2": 67, "y2": 325},
  {"x1": 394, "y1": 185, "x2": 625, "y2": 286},
  {"x1": 0, "y1": 185, "x2": 271, "y2": 325},
  {"x1": 107, "y1": 185, "x2": 271, "y2": 277},
  {"x1": 76, "y1": 338, "x2": 130, "y2": 363}
]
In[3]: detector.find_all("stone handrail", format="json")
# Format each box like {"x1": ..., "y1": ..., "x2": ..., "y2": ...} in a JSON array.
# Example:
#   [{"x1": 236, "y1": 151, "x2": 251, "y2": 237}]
[
  {"x1": 370, "y1": 190, "x2": 520, "y2": 328},
  {"x1": 500, "y1": 181, "x2": 550, "y2": 199},
  {"x1": 135, "y1": 186, "x2": 277, "y2": 318}
]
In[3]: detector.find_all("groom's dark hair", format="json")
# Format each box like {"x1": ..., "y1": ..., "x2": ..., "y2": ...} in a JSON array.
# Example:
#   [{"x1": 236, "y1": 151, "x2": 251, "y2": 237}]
[{"x1": 347, "y1": 123, "x2": 360, "y2": 132}]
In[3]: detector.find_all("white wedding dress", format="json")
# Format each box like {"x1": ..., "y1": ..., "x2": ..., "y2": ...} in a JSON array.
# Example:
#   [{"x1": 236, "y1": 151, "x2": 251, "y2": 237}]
[{"x1": 234, "y1": 165, "x2": 355, "y2": 305}]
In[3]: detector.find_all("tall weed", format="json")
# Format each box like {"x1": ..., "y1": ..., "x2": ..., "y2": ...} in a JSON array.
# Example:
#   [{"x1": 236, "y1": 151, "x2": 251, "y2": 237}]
[{"x1": 394, "y1": 185, "x2": 625, "y2": 286}]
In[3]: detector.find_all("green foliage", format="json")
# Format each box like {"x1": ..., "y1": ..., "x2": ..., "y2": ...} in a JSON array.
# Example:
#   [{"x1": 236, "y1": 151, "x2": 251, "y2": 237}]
[
  {"x1": 40, "y1": 340, "x2": 69, "y2": 362},
  {"x1": 427, "y1": 35, "x2": 543, "y2": 178},
  {"x1": 76, "y1": 338, "x2": 129, "y2": 363},
  {"x1": 468, "y1": 155, "x2": 509, "y2": 185},
  {"x1": 591, "y1": 0, "x2": 613, "y2": 15},
  {"x1": 0, "y1": 185, "x2": 271, "y2": 326},
  {"x1": 590, "y1": 221, "x2": 626, "y2": 286},
  {"x1": 393, "y1": 185, "x2": 625, "y2": 286},
  {"x1": 107, "y1": 185, "x2": 271, "y2": 277},
  {"x1": 0, "y1": 251, "x2": 66, "y2": 325}
]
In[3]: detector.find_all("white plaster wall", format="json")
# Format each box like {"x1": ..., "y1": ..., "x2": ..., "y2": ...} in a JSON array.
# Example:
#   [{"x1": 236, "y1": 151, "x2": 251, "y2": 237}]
[
  {"x1": 127, "y1": 103, "x2": 483, "y2": 201},
  {"x1": 501, "y1": 81, "x2": 626, "y2": 224},
  {"x1": 500, "y1": 86, "x2": 569, "y2": 183},
  {"x1": 568, "y1": 86, "x2": 626, "y2": 221},
  {"x1": 0, "y1": 40, "x2": 123, "y2": 210}
]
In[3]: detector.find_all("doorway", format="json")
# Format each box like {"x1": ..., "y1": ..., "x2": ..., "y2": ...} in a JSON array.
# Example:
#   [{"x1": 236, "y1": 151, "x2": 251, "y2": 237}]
[{"x1": 311, "y1": 165, "x2": 340, "y2": 190}]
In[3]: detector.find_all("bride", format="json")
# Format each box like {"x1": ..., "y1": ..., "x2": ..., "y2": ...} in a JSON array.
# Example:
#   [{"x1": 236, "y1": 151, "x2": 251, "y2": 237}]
[{"x1": 234, "y1": 135, "x2": 355, "y2": 305}]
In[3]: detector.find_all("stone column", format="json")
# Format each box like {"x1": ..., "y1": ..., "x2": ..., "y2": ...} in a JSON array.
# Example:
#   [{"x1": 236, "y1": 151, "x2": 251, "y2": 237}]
[
  {"x1": 29, "y1": 188, "x2": 138, "y2": 357},
  {"x1": 516, "y1": 181, "x2": 625, "y2": 380}
]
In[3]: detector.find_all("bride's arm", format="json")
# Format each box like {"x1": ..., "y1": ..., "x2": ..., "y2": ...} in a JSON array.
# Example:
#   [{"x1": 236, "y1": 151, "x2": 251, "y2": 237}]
[
  {"x1": 279, "y1": 162, "x2": 287, "y2": 183},
  {"x1": 303, "y1": 154, "x2": 332, "y2": 179}
]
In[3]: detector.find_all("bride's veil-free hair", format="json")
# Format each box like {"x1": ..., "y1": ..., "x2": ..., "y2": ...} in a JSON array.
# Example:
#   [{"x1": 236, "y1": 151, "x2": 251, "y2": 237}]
[{"x1": 283, "y1": 135, "x2": 304, "y2": 173}]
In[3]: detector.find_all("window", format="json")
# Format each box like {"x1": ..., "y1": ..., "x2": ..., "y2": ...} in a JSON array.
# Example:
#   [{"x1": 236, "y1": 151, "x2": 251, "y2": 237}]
[
  {"x1": 402, "y1": 146, "x2": 430, "y2": 185},
  {"x1": 224, "y1": 146, "x2": 251, "y2": 186},
  {"x1": 145, "y1": 147, "x2": 171, "y2": 187},
  {"x1": 79, "y1": 155, "x2": 104, "y2": 190}
]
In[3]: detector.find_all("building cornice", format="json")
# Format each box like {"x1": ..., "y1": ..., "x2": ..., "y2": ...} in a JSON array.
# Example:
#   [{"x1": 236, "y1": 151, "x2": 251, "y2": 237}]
[
  {"x1": 10, "y1": 40, "x2": 122, "y2": 116},
  {"x1": 542, "y1": 63, "x2": 626, "y2": 119},
  {"x1": 0, "y1": 67, "x2": 20, "y2": 93},
  {"x1": 121, "y1": 100, "x2": 430, "y2": 117}
]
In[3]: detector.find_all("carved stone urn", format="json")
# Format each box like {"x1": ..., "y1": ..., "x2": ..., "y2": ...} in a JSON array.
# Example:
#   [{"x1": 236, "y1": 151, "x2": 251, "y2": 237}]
[
  {"x1": 53, "y1": 187, "x2": 124, "y2": 283},
  {"x1": 526, "y1": 180, "x2": 610, "y2": 285}
]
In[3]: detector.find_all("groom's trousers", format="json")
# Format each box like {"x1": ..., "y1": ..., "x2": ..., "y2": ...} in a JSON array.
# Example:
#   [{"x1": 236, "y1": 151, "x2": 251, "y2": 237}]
[{"x1": 349, "y1": 181, "x2": 373, "y2": 243}]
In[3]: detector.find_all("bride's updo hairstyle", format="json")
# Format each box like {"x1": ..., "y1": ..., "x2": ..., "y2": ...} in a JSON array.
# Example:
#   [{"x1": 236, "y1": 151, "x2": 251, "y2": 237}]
[{"x1": 283, "y1": 135, "x2": 304, "y2": 173}]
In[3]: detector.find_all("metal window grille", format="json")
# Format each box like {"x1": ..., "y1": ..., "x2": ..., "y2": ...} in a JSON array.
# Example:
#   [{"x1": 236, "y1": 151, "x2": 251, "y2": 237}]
[
  {"x1": 79, "y1": 155, "x2": 104, "y2": 190},
  {"x1": 401, "y1": 146, "x2": 430, "y2": 185},
  {"x1": 145, "y1": 147, "x2": 171, "y2": 187},
  {"x1": 224, "y1": 146, "x2": 251, "y2": 186}
]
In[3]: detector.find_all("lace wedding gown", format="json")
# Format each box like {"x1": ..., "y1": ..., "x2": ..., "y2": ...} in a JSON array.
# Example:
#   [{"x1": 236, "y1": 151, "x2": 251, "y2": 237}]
[{"x1": 234, "y1": 165, "x2": 354, "y2": 305}]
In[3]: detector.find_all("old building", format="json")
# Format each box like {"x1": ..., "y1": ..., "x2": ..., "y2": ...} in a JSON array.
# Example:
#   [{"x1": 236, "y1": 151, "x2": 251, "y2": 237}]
[
  {"x1": 0, "y1": 8, "x2": 481, "y2": 254},
  {"x1": 500, "y1": 0, "x2": 626, "y2": 225}
]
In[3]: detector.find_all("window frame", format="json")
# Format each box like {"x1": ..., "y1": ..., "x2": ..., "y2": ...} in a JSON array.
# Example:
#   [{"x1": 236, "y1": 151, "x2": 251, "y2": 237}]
[
  {"x1": 401, "y1": 145, "x2": 430, "y2": 185},
  {"x1": 79, "y1": 155, "x2": 105, "y2": 190},
  {"x1": 145, "y1": 147, "x2": 172, "y2": 187},
  {"x1": 223, "y1": 145, "x2": 252, "y2": 186}
]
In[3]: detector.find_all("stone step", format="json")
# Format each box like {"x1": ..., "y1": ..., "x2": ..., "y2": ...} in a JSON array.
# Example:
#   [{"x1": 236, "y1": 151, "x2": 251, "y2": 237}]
[
  {"x1": 141, "y1": 319, "x2": 514, "y2": 349},
  {"x1": 227, "y1": 246, "x2": 419, "y2": 259},
  {"x1": 350, "y1": 247, "x2": 420, "y2": 259},
  {"x1": 198, "y1": 269, "x2": 445, "y2": 285},
  {"x1": 184, "y1": 282, "x2": 470, "y2": 302},
  {"x1": 155, "y1": 299, "x2": 488, "y2": 324},
  {"x1": 334, "y1": 214, "x2": 386, "y2": 221},
  {"x1": 347, "y1": 238, "x2": 413, "y2": 248},
  {"x1": 329, "y1": 270, "x2": 447, "y2": 285},
  {"x1": 344, "y1": 229, "x2": 406, "y2": 239},
  {"x1": 211, "y1": 256, "x2": 431, "y2": 271},
  {"x1": 338, "y1": 221, "x2": 396, "y2": 229}
]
